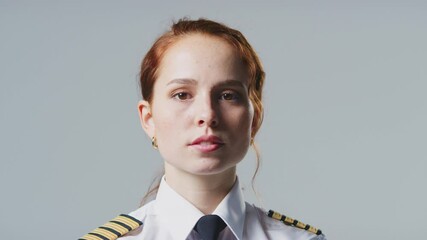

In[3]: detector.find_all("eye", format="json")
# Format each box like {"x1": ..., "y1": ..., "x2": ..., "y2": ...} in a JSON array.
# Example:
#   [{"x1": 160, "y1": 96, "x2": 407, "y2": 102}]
[
  {"x1": 220, "y1": 91, "x2": 239, "y2": 101},
  {"x1": 172, "y1": 92, "x2": 192, "y2": 101}
]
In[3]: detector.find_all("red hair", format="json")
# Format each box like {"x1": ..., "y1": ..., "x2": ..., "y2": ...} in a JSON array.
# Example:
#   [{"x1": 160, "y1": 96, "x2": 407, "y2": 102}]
[{"x1": 139, "y1": 18, "x2": 265, "y2": 138}]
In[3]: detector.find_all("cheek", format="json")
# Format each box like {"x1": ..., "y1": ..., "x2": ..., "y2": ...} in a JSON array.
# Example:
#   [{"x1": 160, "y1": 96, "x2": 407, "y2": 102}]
[
  {"x1": 154, "y1": 114, "x2": 178, "y2": 137},
  {"x1": 152, "y1": 105, "x2": 191, "y2": 145},
  {"x1": 154, "y1": 117, "x2": 180, "y2": 158},
  {"x1": 227, "y1": 107, "x2": 254, "y2": 137}
]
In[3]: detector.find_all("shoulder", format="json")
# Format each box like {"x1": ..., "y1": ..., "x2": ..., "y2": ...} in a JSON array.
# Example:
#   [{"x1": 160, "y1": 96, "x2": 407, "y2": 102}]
[
  {"x1": 266, "y1": 209, "x2": 324, "y2": 236},
  {"x1": 78, "y1": 214, "x2": 143, "y2": 240},
  {"x1": 79, "y1": 202, "x2": 153, "y2": 240},
  {"x1": 248, "y1": 204, "x2": 327, "y2": 240}
]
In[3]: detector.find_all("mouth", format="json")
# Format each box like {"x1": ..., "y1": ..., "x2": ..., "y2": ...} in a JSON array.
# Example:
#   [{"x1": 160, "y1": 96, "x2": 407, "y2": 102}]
[{"x1": 189, "y1": 135, "x2": 224, "y2": 153}]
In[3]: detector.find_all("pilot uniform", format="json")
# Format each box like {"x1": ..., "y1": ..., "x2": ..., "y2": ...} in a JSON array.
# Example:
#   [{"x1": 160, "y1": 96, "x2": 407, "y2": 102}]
[{"x1": 80, "y1": 177, "x2": 326, "y2": 240}]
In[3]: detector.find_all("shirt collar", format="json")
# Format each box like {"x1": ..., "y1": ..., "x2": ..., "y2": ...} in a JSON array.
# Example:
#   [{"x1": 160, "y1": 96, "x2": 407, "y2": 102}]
[
  {"x1": 155, "y1": 177, "x2": 204, "y2": 240},
  {"x1": 212, "y1": 177, "x2": 246, "y2": 240},
  {"x1": 155, "y1": 176, "x2": 246, "y2": 240}
]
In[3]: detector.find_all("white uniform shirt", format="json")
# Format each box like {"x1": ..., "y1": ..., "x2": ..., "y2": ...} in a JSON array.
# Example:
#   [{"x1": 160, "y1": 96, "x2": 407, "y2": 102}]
[{"x1": 120, "y1": 177, "x2": 326, "y2": 240}]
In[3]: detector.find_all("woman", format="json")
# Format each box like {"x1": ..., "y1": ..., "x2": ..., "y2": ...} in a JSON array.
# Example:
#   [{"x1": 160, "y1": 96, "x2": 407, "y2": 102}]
[{"x1": 80, "y1": 18, "x2": 326, "y2": 240}]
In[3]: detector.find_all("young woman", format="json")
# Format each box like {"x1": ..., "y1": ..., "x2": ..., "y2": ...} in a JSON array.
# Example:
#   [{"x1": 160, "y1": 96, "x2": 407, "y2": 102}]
[{"x1": 80, "y1": 18, "x2": 326, "y2": 240}]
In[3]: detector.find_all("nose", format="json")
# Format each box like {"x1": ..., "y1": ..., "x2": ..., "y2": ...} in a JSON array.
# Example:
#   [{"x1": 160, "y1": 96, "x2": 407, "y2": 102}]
[{"x1": 195, "y1": 95, "x2": 219, "y2": 128}]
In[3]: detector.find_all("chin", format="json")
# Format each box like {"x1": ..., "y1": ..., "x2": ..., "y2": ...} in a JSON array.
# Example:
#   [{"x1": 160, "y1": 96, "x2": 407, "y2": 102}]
[{"x1": 190, "y1": 163, "x2": 236, "y2": 176}]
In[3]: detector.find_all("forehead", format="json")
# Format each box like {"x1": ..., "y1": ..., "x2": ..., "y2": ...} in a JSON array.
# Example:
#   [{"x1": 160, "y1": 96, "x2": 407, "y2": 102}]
[
  {"x1": 165, "y1": 33, "x2": 237, "y2": 59},
  {"x1": 156, "y1": 34, "x2": 248, "y2": 82}
]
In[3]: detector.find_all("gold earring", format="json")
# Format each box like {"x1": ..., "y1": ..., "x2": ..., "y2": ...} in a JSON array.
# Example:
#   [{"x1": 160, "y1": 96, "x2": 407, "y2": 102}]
[
  {"x1": 151, "y1": 136, "x2": 158, "y2": 149},
  {"x1": 250, "y1": 137, "x2": 254, "y2": 145}
]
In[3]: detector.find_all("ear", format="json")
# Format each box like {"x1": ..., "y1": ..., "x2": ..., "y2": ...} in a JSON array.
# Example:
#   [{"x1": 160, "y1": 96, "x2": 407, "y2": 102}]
[{"x1": 137, "y1": 100, "x2": 155, "y2": 138}]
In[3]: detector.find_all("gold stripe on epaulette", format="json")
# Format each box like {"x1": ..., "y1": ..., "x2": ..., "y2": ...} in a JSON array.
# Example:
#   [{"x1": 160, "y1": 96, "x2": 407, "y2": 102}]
[
  {"x1": 79, "y1": 234, "x2": 102, "y2": 240},
  {"x1": 267, "y1": 210, "x2": 323, "y2": 236},
  {"x1": 80, "y1": 233, "x2": 106, "y2": 240},
  {"x1": 103, "y1": 222, "x2": 129, "y2": 235},
  {"x1": 92, "y1": 228, "x2": 118, "y2": 239},
  {"x1": 79, "y1": 214, "x2": 143, "y2": 240},
  {"x1": 115, "y1": 215, "x2": 141, "y2": 229}
]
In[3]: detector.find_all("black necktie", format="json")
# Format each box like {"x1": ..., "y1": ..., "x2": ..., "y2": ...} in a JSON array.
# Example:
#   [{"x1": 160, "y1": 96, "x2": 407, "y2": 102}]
[{"x1": 194, "y1": 215, "x2": 227, "y2": 240}]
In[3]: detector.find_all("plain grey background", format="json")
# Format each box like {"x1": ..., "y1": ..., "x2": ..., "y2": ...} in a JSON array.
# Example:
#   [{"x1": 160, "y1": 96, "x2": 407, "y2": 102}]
[{"x1": 1, "y1": 1, "x2": 426, "y2": 239}]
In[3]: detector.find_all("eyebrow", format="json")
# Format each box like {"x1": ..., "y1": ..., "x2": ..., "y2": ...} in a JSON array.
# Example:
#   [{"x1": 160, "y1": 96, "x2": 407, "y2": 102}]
[
  {"x1": 166, "y1": 78, "x2": 246, "y2": 88},
  {"x1": 217, "y1": 79, "x2": 246, "y2": 88},
  {"x1": 166, "y1": 78, "x2": 198, "y2": 86}
]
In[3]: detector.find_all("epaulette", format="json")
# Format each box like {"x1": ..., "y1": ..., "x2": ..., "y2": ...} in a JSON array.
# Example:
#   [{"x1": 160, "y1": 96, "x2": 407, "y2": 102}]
[
  {"x1": 267, "y1": 210, "x2": 322, "y2": 235},
  {"x1": 79, "y1": 214, "x2": 143, "y2": 240}
]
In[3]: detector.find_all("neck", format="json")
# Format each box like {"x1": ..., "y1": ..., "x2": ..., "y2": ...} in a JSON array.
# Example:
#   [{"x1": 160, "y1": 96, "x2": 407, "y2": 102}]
[{"x1": 164, "y1": 164, "x2": 236, "y2": 214}]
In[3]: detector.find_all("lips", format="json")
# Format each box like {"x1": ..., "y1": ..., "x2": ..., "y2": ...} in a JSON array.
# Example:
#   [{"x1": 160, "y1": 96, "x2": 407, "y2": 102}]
[{"x1": 189, "y1": 135, "x2": 224, "y2": 153}]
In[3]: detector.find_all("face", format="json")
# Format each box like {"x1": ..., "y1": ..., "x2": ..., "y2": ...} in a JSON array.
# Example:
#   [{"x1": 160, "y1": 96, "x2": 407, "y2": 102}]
[{"x1": 139, "y1": 34, "x2": 254, "y2": 177}]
